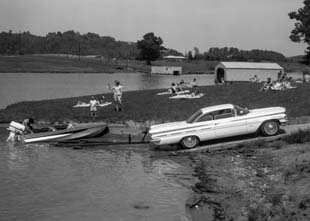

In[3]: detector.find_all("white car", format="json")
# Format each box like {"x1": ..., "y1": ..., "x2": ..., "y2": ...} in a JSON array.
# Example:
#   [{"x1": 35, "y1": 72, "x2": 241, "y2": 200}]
[{"x1": 148, "y1": 104, "x2": 287, "y2": 149}]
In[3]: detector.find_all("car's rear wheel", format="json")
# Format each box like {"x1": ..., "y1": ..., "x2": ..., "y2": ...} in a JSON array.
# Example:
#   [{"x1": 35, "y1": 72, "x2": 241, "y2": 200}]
[
  {"x1": 261, "y1": 120, "x2": 279, "y2": 136},
  {"x1": 180, "y1": 136, "x2": 199, "y2": 149}
]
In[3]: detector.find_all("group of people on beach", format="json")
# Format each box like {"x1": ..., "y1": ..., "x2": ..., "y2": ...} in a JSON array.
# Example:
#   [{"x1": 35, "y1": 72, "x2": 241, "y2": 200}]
[
  {"x1": 169, "y1": 78, "x2": 199, "y2": 95},
  {"x1": 90, "y1": 80, "x2": 124, "y2": 118},
  {"x1": 258, "y1": 71, "x2": 295, "y2": 92}
]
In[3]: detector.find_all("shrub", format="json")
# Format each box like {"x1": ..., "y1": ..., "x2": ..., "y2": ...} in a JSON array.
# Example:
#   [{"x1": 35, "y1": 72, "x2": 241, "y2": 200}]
[{"x1": 283, "y1": 129, "x2": 310, "y2": 144}]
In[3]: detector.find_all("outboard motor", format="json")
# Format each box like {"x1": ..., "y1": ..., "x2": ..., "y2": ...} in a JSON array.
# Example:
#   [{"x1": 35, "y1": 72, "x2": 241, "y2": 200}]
[{"x1": 6, "y1": 121, "x2": 25, "y2": 141}]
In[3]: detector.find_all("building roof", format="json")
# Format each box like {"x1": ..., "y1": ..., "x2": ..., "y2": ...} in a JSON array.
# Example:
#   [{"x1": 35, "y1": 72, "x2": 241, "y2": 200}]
[
  {"x1": 219, "y1": 62, "x2": 283, "y2": 70},
  {"x1": 163, "y1": 55, "x2": 186, "y2": 59}
]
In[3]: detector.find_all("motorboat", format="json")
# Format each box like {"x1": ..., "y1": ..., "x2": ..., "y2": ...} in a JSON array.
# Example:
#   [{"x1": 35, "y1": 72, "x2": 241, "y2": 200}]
[{"x1": 7, "y1": 121, "x2": 109, "y2": 143}]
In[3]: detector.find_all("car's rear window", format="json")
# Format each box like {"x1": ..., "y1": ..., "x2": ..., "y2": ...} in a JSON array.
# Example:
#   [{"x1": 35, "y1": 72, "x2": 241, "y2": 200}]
[{"x1": 187, "y1": 110, "x2": 202, "y2": 123}]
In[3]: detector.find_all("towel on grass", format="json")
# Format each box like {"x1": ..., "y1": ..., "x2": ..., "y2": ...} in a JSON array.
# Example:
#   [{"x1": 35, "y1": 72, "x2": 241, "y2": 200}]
[
  {"x1": 73, "y1": 102, "x2": 112, "y2": 108},
  {"x1": 156, "y1": 90, "x2": 190, "y2": 95},
  {"x1": 169, "y1": 93, "x2": 204, "y2": 99}
]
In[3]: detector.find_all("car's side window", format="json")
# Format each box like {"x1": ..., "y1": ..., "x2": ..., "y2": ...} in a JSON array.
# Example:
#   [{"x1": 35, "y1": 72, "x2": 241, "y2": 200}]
[
  {"x1": 213, "y1": 109, "x2": 234, "y2": 120},
  {"x1": 196, "y1": 114, "x2": 213, "y2": 122}
]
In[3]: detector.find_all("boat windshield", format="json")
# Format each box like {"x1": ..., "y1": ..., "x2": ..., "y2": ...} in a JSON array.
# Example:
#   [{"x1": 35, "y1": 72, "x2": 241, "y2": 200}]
[{"x1": 186, "y1": 110, "x2": 203, "y2": 123}]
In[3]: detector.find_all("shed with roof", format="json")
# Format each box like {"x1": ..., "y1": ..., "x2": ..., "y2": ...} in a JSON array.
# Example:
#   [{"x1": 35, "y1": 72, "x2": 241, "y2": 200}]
[
  {"x1": 214, "y1": 62, "x2": 284, "y2": 82},
  {"x1": 151, "y1": 66, "x2": 182, "y2": 75}
]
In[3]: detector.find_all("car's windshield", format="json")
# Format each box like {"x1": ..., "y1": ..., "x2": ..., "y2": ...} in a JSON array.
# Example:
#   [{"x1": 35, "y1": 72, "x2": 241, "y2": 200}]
[
  {"x1": 234, "y1": 105, "x2": 249, "y2": 116},
  {"x1": 186, "y1": 110, "x2": 202, "y2": 123}
]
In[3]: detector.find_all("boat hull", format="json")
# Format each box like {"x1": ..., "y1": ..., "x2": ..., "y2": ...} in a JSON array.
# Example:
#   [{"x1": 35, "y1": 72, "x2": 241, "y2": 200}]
[{"x1": 22, "y1": 123, "x2": 108, "y2": 143}]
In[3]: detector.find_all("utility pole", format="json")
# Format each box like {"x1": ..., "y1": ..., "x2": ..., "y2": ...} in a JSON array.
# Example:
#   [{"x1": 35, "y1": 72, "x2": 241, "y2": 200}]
[{"x1": 78, "y1": 41, "x2": 81, "y2": 61}]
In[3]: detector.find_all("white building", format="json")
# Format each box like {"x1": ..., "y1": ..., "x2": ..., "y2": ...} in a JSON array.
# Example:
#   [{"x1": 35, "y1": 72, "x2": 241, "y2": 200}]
[
  {"x1": 215, "y1": 62, "x2": 284, "y2": 82},
  {"x1": 151, "y1": 66, "x2": 182, "y2": 75}
]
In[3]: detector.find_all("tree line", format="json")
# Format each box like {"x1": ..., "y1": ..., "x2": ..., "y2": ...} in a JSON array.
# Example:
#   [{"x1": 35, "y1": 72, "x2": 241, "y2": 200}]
[
  {"x1": 0, "y1": 30, "x2": 288, "y2": 63},
  {"x1": 0, "y1": 30, "x2": 139, "y2": 59},
  {"x1": 185, "y1": 47, "x2": 287, "y2": 62}
]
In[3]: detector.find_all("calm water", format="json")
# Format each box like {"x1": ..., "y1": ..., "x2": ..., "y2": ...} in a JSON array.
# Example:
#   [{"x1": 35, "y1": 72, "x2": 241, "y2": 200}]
[
  {"x1": 0, "y1": 73, "x2": 214, "y2": 109},
  {"x1": 0, "y1": 128, "x2": 193, "y2": 221}
]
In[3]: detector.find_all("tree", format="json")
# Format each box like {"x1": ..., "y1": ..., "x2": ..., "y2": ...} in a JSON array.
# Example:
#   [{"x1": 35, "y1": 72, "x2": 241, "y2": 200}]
[
  {"x1": 289, "y1": 0, "x2": 310, "y2": 64},
  {"x1": 187, "y1": 50, "x2": 193, "y2": 60},
  {"x1": 193, "y1": 47, "x2": 203, "y2": 60},
  {"x1": 137, "y1": 32, "x2": 164, "y2": 65}
]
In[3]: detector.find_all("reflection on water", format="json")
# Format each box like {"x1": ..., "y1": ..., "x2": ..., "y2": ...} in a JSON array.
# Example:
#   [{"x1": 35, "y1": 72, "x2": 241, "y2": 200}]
[
  {"x1": 0, "y1": 72, "x2": 214, "y2": 109},
  {"x1": 0, "y1": 129, "x2": 193, "y2": 221}
]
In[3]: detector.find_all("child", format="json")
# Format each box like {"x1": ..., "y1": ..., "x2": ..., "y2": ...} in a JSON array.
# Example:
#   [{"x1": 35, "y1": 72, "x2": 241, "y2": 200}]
[
  {"x1": 90, "y1": 96, "x2": 99, "y2": 118},
  {"x1": 108, "y1": 80, "x2": 123, "y2": 112}
]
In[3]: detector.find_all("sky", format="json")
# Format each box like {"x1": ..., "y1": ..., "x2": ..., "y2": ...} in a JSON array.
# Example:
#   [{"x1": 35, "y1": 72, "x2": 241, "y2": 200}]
[{"x1": 0, "y1": 0, "x2": 306, "y2": 56}]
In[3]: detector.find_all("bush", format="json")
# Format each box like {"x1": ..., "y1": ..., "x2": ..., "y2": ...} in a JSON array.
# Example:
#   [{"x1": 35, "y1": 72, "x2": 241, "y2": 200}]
[{"x1": 283, "y1": 129, "x2": 310, "y2": 144}]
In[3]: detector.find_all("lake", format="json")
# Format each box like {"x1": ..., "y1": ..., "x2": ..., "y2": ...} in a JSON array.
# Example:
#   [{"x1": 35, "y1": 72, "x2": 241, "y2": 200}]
[
  {"x1": 0, "y1": 73, "x2": 214, "y2": 109},
  {"x1": 0, "y1": 128, "x2": 194, "y2": 221}
]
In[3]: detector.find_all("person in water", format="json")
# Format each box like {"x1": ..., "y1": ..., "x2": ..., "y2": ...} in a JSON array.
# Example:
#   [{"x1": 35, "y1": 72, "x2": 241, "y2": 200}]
[{"x1": 108, "y1": 80, "x2": 124, "y2": 112}]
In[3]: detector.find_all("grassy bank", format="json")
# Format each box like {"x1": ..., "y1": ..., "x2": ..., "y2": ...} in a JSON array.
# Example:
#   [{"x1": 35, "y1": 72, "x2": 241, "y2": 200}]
[
  {"x1": 0, "y1": 82, "x2": 309, "y2": 124},
  {"x1": 0, "y1": 54, "x2": 307, "y2": 74}
]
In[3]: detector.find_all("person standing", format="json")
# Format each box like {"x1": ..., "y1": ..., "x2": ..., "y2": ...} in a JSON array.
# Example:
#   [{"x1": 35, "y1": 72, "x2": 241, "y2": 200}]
[
  {"x1": 23, "y1": 118, "x2": 35, "y2": 134},
  {"x1": 108, "y1": 80, "x2": 124, "y2": 112},
  {"x1": 90, "y1": 96, "x2": 99, "y2": 118}
]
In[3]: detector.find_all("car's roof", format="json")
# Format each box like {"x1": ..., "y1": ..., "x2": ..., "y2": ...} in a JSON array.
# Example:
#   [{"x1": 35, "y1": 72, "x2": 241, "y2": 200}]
[{"x1": 200, "y1": 104, "x2": 235, "y2": 113}]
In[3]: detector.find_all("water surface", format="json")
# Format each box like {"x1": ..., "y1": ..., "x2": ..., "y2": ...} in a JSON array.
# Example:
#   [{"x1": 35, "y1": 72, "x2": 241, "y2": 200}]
[
  {"x1": 0, "y1": 128, "x2": 193, "y2": 221},
  {"x1": 0, "y1": 73, "x2": 214, "y2": 109}
]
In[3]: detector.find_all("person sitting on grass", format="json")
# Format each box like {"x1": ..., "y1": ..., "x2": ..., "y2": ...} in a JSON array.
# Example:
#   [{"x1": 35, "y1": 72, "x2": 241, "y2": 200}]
[
  {"x1": 260, "y1": 77, "x2": 273, "y2": 92},
  {"x1": 190, "y1": 78, "x2": 198, "y2": 88},
  {"x1": 191, "y1": 86, "x2": 200, "y2": 96},
  {"x1": 168, "y1": 83, "x2": 177, "y2": 94},
  {"x1": 176, "y1": 83, "x2": 183, "y2": 92},
  {"x1": 179, "y1": 79, "x2": 186, "y2": 89},
  {"x1": 90, "y1": 96, "x2": 99, "y2": 118},
  {"x1": 108, "y1": 80, "x2": 124, "y2": 112},
  {"x1": 98, "y1": 95, "x2": 105, "y2": 104},
  {"x1": 250, "y1": 75, "x2": 260, "y2": 83}
]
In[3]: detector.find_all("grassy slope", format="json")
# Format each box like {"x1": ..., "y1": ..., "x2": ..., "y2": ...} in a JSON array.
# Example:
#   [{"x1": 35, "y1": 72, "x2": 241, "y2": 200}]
[
  {"x1": 0, "y1": 55, "x2": 307, "y2": 74},
  {"x1": 0, "y1": 82, "x2": 309, "y2": 124},
  {"x1": 0, "y1": 55, "x2": 135, "y2": 73}
]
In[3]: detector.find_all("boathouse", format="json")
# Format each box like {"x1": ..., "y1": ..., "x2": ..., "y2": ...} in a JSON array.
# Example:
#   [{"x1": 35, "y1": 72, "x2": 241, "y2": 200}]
[
  {"x1": 151, "y1": 66, "x2": 182, "y2": 75},
  {"x1": 214, "y1": 62, "x2": 284, "y2": 82}
]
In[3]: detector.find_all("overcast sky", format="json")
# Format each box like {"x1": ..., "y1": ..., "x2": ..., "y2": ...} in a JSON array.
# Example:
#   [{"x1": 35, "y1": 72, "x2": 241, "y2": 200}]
[{"x1": 0, "y1": 0, "x2": 306, "y2": 56}]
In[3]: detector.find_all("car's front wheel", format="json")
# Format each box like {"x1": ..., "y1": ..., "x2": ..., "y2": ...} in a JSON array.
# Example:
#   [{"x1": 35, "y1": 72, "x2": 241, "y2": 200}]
[
  {"x1": 180, "y1": 136, "x2": 199, "y2": 149},
  {"x1": 261, "y1": 120, "x2": 279, "y2": 136}
]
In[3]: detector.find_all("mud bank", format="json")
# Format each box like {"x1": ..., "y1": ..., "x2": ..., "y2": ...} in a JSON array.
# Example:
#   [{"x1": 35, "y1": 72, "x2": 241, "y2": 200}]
[{"x1": 185, "y1": 140, "x2": 310, "y2": 221}]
